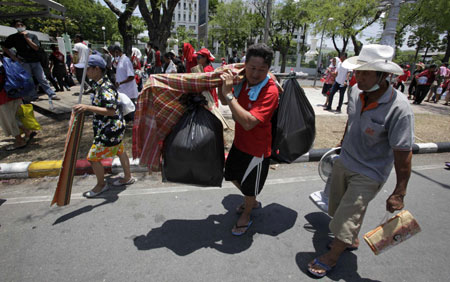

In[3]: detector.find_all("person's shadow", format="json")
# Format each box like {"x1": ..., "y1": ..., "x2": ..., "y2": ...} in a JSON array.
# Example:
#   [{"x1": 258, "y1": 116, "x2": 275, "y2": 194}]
[
  {"x1": 52, "y1": 178, "x2": 127, "y2": 225},
  {"x1": 295, "y1": 212, "x2": 380, "y2": 281},
  {"x1": 133, "y1": 194, "x2": 298, "y2": 255}
]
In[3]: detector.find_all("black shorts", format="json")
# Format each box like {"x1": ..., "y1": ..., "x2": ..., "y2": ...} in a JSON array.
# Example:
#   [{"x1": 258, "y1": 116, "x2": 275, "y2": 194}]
[{"x1": 224, "y1": 145, "x2": 270, "y2": 196}]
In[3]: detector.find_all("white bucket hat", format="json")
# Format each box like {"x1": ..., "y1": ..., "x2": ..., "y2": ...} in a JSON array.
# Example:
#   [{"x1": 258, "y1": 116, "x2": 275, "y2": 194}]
[{"x1": 342, "y1": 44, "x2": 403, "y2": 75}]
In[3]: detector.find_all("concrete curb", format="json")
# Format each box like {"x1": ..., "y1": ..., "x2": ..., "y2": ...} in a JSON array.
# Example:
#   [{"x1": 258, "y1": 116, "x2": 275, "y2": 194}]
[{"x1": 1, "y1": 142, "x2": 449, "y2": 179}]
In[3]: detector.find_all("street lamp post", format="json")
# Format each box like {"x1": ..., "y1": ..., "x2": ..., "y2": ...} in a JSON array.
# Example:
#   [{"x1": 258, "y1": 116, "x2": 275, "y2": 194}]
[
  {"x1": 101, "y1": 26, "x2": 106, "y2": 47},
  {"x1": 313, "y1": 18, "x2": 333, "y2": 87}
]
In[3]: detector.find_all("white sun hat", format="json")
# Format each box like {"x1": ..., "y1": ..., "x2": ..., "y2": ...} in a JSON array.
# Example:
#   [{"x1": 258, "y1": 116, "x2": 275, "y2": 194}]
[{"x1": 342, "y1": 44, "x2": 403, "y2": 75}]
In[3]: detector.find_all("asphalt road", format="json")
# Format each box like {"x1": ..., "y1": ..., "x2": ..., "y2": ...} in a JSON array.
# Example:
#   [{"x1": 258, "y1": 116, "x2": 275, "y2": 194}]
[{"x1": 1, "y1": 153, "x2": 449, "y2": 282}]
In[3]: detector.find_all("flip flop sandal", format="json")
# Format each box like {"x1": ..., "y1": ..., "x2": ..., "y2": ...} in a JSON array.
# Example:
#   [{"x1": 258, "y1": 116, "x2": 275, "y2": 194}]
[
  {"x1": 308, "y1": 258, "x2": 334, "y2": 278},
  {"x1": 236, "y1": 202, "x2": 262, "y2": 214},
  {"x1": 231, "y1": 220, "x2": 253, "y2": 236}
]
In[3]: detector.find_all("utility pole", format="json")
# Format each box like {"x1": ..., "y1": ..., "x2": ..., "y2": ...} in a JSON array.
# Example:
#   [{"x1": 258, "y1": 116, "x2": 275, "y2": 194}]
[{"x1": 263, "y1": 0, "x2": 272, "y2": 44}]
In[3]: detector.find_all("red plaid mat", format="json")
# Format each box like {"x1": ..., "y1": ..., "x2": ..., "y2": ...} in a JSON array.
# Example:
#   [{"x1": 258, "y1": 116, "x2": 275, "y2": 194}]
[{"x1": 133, "y1": 63, "x2": 245, "y2": 171}]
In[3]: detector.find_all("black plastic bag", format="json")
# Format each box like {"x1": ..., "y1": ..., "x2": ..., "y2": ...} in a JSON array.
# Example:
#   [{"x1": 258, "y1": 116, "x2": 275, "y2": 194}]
[
  {"x1": 162, "y1": 94, "x2": 224, "y2": 186},
  {"x1": 271, "y1": 77, "x2": 315, "y2": 163}
]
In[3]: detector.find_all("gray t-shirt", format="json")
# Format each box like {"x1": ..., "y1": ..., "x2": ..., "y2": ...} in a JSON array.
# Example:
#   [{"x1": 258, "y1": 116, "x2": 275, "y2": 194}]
[{"x1": 340, "y1": 85, "x2": 414, "y2": 183}]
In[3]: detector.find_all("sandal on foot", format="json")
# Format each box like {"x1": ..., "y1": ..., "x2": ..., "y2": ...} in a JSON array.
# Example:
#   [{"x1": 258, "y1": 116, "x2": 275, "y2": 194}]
[
  {"x1": 308, "y1": 258, "x2": 334, "y2": 278},
  {"x1": 231, "y1": 220, "x2": 253, "y2": 236},
  {"x1": 112, "y1": 177, "x2": 136, "y2": 186},
  {"x1": 83, "y1": 184, "x2": 110, "y2": 198},
  {"x1": 27, "y1": 132, "x2": 37, "y2": 145},
  {"x1": 236, "y1": 202, "x2": 261, "y2": 214}
]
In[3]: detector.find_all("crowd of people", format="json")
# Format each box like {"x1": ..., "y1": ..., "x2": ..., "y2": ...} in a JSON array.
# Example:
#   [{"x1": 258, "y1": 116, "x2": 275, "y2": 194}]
[{"x1": 321, "y1": 56, "x2": 450, "y2": 108}]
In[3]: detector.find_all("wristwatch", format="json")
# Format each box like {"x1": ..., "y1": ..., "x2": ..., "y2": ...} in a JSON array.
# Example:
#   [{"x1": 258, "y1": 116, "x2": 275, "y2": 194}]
[{"x1": 226, "y1": 93, "x2": 234, "y2": 102}]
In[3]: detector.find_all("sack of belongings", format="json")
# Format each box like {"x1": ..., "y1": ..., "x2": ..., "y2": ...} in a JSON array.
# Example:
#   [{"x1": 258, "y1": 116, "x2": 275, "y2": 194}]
[
  {"x1": 271, "y1": 75, "x2": 315, "y2": 163},
  {"x1": 1, "y1": 55, "x2": 34, "y2": 99},
  {"x1": 162, "y1": 93, "x2": 224, "y2": 186}
]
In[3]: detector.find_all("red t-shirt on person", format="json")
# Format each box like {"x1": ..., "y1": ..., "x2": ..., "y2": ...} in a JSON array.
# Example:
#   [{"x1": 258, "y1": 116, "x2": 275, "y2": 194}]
[
  {"x1": 234, "y1": 78, "x2": 279, "y2": 158},
  {"x1": 155, "y1": 50, "x2": 162, "y2": 67}
]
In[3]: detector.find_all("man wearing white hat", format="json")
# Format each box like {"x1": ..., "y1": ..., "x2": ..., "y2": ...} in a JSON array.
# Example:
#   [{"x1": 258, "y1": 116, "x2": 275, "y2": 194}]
[{"x1": 307, "y1": 44, "x2": 414, "y2": 278}]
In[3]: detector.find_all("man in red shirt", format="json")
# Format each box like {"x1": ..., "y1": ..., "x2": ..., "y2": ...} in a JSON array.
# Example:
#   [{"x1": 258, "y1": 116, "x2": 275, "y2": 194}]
[{"x1": 218, "y1": 43, "x2": 279, "y2": 236}]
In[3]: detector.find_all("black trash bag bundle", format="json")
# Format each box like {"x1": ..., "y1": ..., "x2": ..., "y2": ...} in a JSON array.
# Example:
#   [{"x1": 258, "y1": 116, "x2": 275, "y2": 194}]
[
  {"x1": 271, "y1": 76, "x2": 315, "y2": 163},
  {"x1": 162, "y1": 93, "x2": 225, "y2": 186}
]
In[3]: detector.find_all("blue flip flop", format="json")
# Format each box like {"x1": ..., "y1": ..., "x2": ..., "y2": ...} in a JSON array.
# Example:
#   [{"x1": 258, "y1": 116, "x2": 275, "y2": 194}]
[
  {"x1": 231, "y1": 220, "x2": 253, "y2": 236},
  {"x1": 308, "y1": 258, "x2": 334, "y2": 278}
]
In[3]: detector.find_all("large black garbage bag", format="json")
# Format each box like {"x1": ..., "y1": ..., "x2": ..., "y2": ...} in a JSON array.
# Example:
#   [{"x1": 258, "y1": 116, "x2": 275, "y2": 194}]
[
  {"x1": 271, "y1": 77, "x2": 315, "y2": 163},
  {"x1": 162, "y1": 94, "x2": 224, "y2": 186}
]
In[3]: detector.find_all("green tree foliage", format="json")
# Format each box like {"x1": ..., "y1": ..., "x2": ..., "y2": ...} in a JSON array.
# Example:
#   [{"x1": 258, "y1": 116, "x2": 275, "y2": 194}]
[
  {"x1": 209, "y1": 0, "x2": 252, "y2": 54},
  {"x1": 0, "y1": 0, "x2": 119, "y2": 46},
  {"x1": 307, "y1": 0, "x2": 382, "y2": 55},
  {"x1": 400, "y1": 0, "x2": 450, "y2": 63},
  {"x1": 176, "y1": 26, "x2": 198, "y2": 48},
  {"x1": 270, "y1": 0, "x2": 308, "y2": 72}
]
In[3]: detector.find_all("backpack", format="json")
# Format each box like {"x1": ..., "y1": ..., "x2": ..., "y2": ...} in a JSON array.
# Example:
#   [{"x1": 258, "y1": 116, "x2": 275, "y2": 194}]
[{"x1": 0, "y1": 55, "x2": 34, "y2": 99}]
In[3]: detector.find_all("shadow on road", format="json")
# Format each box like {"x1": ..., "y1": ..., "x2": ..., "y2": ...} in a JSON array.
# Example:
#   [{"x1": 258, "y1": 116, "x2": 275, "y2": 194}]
[
  {"x1": 295, "y1": 212, "x2": 380, "y2": 282},
  {"x1": 52, "y1": 179, "x2": 127, "y2": 225},
  {"x1": 412, "y1": 169, "x2": 450, "y2": 190},
  {"x1": 132, "y1": 194, "x2": 298, "y2": 255}
]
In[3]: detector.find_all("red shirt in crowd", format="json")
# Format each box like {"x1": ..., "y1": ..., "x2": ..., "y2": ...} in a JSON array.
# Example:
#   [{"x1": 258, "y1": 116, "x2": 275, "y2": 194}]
[
  {"x1": 417, "y1": 69, "x2": 436, "y2": 86},
  {"x1": 155, "y1": 50, "x2": 162, "y2": 67},
  {"x1": 397, "y1": 69, "x2": 411, "y2": 82},
  {"x1": 234, "y1": 78, "x2": 279, "y2": 158}
]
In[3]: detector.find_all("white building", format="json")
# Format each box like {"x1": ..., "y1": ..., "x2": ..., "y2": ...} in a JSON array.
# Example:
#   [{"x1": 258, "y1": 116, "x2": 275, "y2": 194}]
[{"x1": 172, "y1": 0, "x2": 199, "y2": 37}]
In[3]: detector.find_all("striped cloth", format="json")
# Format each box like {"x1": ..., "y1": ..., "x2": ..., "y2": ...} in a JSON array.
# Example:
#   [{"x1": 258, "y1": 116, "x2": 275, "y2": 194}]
[{"x1": 133, "y1": 63, "x2": 246, "y2": 171}]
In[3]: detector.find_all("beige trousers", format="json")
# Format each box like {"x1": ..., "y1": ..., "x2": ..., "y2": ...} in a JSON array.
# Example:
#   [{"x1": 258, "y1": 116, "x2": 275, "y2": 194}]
[{"x1": 328, "y1": 159, "x2": 384, "y2": 245}]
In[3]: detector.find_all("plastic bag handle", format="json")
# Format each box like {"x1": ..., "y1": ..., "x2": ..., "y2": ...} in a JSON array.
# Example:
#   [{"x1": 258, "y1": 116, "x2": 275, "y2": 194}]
[{"x1": 379, "y1": 210, "x2": 402, "y2": 225}]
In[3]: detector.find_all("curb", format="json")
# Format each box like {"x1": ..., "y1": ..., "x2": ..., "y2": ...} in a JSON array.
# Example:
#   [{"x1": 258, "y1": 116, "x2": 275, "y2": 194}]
[{"x1": 1, "y1": 142, "x2": 449, "y2": 179}]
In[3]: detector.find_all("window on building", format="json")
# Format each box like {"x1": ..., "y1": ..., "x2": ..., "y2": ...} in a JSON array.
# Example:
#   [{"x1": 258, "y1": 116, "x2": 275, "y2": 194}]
[
  {"x1": 184, "y1": 13, "x2": 186, "y2": 21},
  {"x1": 178, "y1": 13, "x2": 181, "y2": 21},
  {"x1": 189, "y1": 26, "x2": 195, "y2": 31},
  {"x1": 184, "y1": 2, "x2": 186, "y2": 9},
  {"x1": 194, "y1": 15, "x2": 196, "y2": 22},
  {"x1": 189, "y1": 14, "x2": 191, "y2": 22}
]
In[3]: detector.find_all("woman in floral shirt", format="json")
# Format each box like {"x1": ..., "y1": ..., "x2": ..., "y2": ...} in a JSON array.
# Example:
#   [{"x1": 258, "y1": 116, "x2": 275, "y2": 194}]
[{"x1": 73, "y1": 54, "x2": 135, "y2": 198}]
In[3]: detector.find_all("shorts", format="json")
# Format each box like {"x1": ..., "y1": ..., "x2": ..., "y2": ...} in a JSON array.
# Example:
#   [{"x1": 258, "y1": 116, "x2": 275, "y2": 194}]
[
  {"x1": 224, "y1": 145, "x2": 270, "y2": 196},
  {"x1": 87, "y1": 142, "x2": 124, "y2": 161}
]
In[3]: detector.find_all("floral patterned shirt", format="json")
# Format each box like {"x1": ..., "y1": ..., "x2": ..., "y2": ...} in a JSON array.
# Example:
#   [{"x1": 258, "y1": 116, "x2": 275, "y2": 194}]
[{"x1": 91, "y1": 77, "x2": 125, "y2": 147}]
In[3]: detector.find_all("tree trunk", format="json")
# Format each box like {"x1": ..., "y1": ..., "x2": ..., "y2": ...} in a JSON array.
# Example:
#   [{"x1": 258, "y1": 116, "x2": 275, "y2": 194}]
[
  {"x1": 422, "y1": 46, "x2": 429, "y2": 62},
  {"x1": 280, "y1": 49, "x2": 288, "y2": 73},
  {"x1": 351, "y1": 34, "x2": 362, "y2": 55},
  {"x1": 443, "y1": 30, "x2": 450, "y2": 63},
  {"x1": 139, "y1": 0, "x2": 179, "y2": 52},
  {"x1": 104, "y1": 0, "x2": 139, "y2": 57}
]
